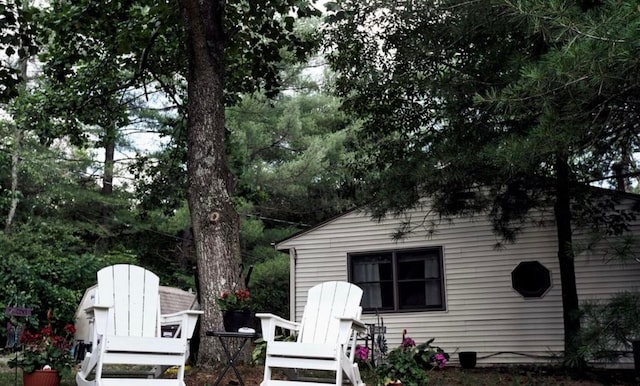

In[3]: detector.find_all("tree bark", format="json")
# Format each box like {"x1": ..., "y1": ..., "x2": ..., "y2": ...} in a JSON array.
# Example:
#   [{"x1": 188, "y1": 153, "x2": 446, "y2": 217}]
[
  {"x1": 100, "y1": 122, "x2": 116, "y2": 225},
  {"x1": 4, "y1": 128, "x2": 21, "y2": 234},
  {"x1": 178, "y1": 0, "x2": 242, "y2": 364},
  {"x1": 554, "y1": 154, "x2": 583, "y2": 367},
  {"x1": 102, "y1": 122, "x2": 115, "y2": 196},
  {"x1": 4, "y1": 35, "x2": 29, "y2": 235}
]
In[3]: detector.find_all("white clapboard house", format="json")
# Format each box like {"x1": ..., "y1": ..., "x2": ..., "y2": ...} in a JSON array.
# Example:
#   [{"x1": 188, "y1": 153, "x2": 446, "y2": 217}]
[{"x1": 275, "y1": 190, "x2": 640, "y2": 367}]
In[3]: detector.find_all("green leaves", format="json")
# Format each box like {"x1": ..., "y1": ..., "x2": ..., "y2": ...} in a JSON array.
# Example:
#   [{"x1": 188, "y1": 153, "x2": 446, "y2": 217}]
[
  {"x1": 0, "y1": 0, "x2": 38, "y2": 101},
  {"x1": 577, "y1": 292, "x2": 640, "y2": 362},
  {"x1": 327, "y1": 0, "x2": 640, "y2": 234}
]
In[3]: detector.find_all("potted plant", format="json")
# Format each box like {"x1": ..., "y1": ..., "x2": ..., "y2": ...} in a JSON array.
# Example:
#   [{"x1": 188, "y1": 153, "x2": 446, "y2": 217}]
[
  {"x1": 8, "y1": 321, "x2": 76, "y2": 386},
  {"x1": 216, "y1": 289, "x2": 253, "y2": 332}
]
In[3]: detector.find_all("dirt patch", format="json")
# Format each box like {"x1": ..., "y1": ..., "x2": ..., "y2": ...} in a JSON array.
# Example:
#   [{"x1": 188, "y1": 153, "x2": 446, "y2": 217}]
[
  {"x1": 425, "y1": 366, "x2": 638, "y2": 386},
  {"x1": 185, "y1": 364, "x2": 274, "y2": 385}
]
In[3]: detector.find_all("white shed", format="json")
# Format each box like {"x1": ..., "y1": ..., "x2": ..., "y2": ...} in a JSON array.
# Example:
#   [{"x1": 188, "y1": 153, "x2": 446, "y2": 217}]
[{"x1": 276, "y1": 193, "x2": 640, "y2": 367}]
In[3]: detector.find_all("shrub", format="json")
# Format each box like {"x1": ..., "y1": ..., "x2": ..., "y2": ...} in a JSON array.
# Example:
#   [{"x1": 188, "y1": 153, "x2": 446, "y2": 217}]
[
  {"x1": 248, "y1": 254, "x2": 289, "y2": 318},
  {"x1": 577, "y1": 291, "x2": 640, "y2": 362},
  {"x1": 0, "y1": 222, "x2": 137, "y2": 332}
]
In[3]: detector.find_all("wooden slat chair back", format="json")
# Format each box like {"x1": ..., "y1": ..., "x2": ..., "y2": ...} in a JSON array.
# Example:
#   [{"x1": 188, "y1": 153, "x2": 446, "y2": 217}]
[
  {"x1": 257, "y1": 281, "x2": 366, "y2": 386},
  {"x1": 76, "y1": 264, "x2": 202, "y2": 386},
  {"x1": 298, "y1": 281, "x2": 363, "y2": 346},
  {"x1": 96, "y1": 264, "x2": 161, "y2": 338}
]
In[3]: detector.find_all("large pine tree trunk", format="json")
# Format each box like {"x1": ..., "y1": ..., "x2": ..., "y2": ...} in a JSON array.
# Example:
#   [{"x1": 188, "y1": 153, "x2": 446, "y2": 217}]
[
  {"x1": 179, "y1": 0, "x2": 242, "y2": 363},
  {"x1": 554, "y1": 155, "x2": 583, "y2": 367}
]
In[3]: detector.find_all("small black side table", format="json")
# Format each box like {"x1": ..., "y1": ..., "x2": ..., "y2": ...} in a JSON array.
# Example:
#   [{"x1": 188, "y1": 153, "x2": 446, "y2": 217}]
[{"x1": 206, "y1": 330, "x2": 261, "y2": 386}]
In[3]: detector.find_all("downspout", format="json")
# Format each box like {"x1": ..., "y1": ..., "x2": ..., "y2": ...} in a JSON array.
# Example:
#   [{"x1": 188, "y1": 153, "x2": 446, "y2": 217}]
[{"x1": 290, "y1": 248, "x2": 297, "y2": 321}]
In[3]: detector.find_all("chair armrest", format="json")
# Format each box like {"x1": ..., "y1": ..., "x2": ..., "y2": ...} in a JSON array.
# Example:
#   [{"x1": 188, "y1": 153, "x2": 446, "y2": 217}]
[
  {"x1": 256, "y1": 313, "x2": 300, "y2": 341},
  {"x1": 161, "y1": 310, "x2": 204, "y2": 323},
  {"x1": 337, "y1": 317, "x2": 367, "y2": 344},
  {"x1": 84, "y1": 304, "x2": 111, "y2": 337},
  {"x1": 337, "y1": 317, "x2": 366, "y2": 332},
  {"x1": 160, "y1": 310, "x2": 204, "y2": 339},
  {"x1": 84, "y1": 304, "x2": 110, "y2": 315}
]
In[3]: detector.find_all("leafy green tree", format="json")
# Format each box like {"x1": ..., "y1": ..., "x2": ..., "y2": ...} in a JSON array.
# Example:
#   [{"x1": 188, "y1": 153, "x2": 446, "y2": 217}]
[
  {"x1": 326, "y1": 0, "x2": 640, "y2": 366},
  {"x1": 177, "y1": 0, "x2": 322, "y2": 363},
  {"x1": 0, "y1": 0, "x2": 37, "y2": 102},
  {"x1": 1, "y1": 0, "x2": 40, "y2": 234},
  {"x1": 136, "y1": 71, "x2": 359, "y2": 277},
  {"x1": 28, "y1": 0, "x2": 322, "y2": 362},
  {"x1": 228, "y1": 86, "x2": 358, "y2": 227}
]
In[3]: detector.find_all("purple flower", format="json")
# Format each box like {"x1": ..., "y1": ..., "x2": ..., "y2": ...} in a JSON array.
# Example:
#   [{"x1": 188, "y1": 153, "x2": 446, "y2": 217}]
[
  {"x1": 433, "y1": 353, "x2": 447, "y2": 369},
  {"x1": 400, "y1": 329, "x2": 416, "y2": 348},
  {"x1": 401, "y1": 337, "x2": 416, "y2": 347},
  {"x1": 355, "y1": 345, "x2": 369, "y2": 361}
]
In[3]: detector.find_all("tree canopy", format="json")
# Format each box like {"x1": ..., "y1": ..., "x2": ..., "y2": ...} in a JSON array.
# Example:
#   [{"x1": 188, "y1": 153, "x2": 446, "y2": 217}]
[
  {"x1": 0, "y1": 0, "x2": 339, "y2": 364},
  {"x1": 325, "y1": 0, "x2": 640, "y2": 364}
]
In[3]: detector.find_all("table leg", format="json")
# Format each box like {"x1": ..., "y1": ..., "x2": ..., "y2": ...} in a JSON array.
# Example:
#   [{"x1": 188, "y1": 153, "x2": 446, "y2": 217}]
[{"x1": 213, "y1": 336, "x2": 250, "y2": 386}]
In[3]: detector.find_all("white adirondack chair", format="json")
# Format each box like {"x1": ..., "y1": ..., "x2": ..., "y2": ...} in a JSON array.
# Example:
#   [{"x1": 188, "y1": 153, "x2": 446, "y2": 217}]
[
  {"x1": 76, "y1": 264, "x2": 203, "y2": 386},
  {"x1": 257, "y1": 281, "x2": 367, "y2": 386}
]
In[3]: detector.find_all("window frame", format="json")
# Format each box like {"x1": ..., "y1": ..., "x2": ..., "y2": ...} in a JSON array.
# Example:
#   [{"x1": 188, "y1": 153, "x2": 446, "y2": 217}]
[
  {"x1": 511, "y1": 260, "x2": 552, "y2": 299},
  {"x1": 348, "y1": 247, "x2": 446, "y2": 313}
]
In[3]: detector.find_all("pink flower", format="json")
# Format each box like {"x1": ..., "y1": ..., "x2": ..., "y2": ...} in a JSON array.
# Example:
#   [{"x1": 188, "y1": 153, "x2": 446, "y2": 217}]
[
  {"x1": 355, "y1": 345, "x2": 369, "y2": 361},
  {"x1": 433, "y1": 352, "x2": 447, "y2": 369},
  {"x1": 401, "y1": 329, "x2": 416, "y2": 348},
  {"x1": 401, "y1": 337, "x2": 416, "y2": 347}
]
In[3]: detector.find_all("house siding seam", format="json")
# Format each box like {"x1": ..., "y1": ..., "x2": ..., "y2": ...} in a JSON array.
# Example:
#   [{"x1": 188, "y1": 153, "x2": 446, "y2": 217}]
[{"x1": 278, "y1": 202, "x2": 640, "y2": 366}]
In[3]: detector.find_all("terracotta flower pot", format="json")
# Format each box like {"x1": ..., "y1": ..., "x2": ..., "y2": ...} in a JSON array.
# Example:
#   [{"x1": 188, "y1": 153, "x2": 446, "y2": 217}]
[{"x1": 23, "y1": 369, "x2": 60, "y2": 386}]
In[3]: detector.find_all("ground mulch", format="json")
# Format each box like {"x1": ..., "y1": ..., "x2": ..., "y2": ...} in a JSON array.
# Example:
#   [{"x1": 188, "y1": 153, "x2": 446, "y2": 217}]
[
  {"x1": 425, "y1": 366, "x2": 639, "y2": 386},
  {"x1": 185, "y1": 364, "x2": 273, "y2": 385},
  {"x1": 183, "y1": 364, "x2": 640, "y2": 386}
]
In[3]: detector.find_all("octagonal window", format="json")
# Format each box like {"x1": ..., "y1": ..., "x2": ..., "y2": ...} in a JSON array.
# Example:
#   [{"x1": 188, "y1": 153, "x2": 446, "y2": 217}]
[{"x1": 511, "y1": 261, "x2": 551, "y2": 298}]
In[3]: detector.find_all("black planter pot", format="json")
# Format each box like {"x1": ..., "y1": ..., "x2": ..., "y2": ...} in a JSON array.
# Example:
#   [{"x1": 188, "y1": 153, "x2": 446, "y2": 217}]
[
  {"x1": 459, "y1": 351, "x2": 477, "y2": 369},
  {"x1": 223, "y1": 310, "x2": 253, "y2": 332}
]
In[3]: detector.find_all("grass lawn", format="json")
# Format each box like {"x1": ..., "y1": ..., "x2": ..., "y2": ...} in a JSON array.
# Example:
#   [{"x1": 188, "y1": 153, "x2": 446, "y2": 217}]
[{"x1": 1, "y1": 356, "x2": 638, "y2": 385}]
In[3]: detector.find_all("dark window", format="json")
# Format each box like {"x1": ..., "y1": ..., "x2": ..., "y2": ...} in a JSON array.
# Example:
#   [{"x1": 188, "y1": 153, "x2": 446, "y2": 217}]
[
  {"x1": 511, "y1": 261, "x2": 551, "y2": 298},
  {"x1": 349, "y1": 248, "x2": 445, "y2": 312}
]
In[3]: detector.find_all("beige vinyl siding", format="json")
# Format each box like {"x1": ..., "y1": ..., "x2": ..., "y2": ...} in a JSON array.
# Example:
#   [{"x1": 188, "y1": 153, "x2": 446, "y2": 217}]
[{"x1": 277, "y1": 202, "x2": 640, "y2": 366}]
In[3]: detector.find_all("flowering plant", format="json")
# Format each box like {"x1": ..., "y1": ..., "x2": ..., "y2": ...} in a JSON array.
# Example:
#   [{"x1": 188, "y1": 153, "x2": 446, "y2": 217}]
[
  {"x1": 216, "y1": 289, "x2": 251, "y2": 312},
  {"x1": 8, "y1": 322, "x2": 76, "y2": 378},
  {"x1": 374, "y1": 330, "x2": 449, "y2": 385},
  {"x1": 355, "y1": 344, "x2": 370, "y2": 362}
]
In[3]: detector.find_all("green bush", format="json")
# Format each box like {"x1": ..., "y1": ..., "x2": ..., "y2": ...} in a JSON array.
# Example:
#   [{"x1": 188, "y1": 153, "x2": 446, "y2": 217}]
[
  {"x1": 577, "y1": 291, "x2": 640, "y2": 362},
  {"x1": 248, "y1": 254, "x2": 289, "y2": 318},
  {"x1": 0, "y1": 222, "x2": 137, "y2": 333}
]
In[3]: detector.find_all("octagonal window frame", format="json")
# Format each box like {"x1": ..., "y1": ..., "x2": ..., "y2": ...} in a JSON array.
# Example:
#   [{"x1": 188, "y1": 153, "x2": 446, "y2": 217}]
[{"x1": 511, "y1": 260, "x2": 552, "y2": 299}]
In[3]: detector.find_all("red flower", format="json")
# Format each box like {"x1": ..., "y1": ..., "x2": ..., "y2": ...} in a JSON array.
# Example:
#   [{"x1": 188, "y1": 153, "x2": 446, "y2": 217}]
[
  {"x1": 40, "y1": 325, "x2": 52, "y2": 336},
  {"x1": 236, "y1": 289, "x2": 250, "y2": 301},
  {"x1": 217, "y1": 288, "x2": 252, "y2": 312},
  {"x1": 64, "y1": 324, "x2": 76, "y2": 335},
  {"x1": 11, "y1": 320, "x2": 76, "y2": 376}
]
